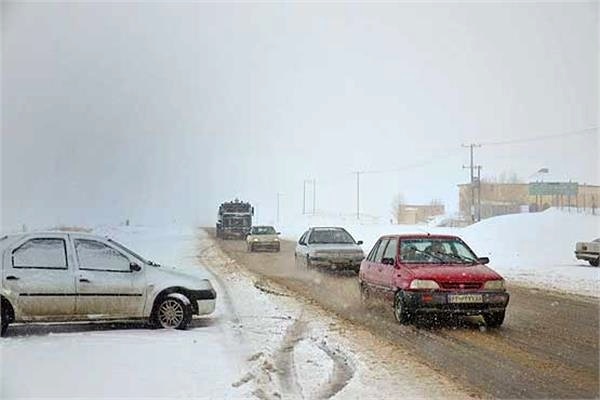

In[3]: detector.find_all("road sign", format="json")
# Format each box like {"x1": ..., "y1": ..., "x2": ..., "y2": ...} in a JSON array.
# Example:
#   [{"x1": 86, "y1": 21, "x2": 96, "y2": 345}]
[{"x1": 529, "y1": 182, "x2": 578, "y2": 196}]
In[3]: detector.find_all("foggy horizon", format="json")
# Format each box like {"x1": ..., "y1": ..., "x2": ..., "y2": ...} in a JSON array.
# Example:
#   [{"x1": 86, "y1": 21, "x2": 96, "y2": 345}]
[{"x1": 2, "y1": 1, "x2": 598, "y2": 230}]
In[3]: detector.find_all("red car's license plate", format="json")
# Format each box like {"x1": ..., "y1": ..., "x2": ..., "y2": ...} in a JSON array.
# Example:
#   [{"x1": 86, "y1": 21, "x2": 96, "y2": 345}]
[{"x1": 448, "y1": 294, "x2": 483, "y2": 303}]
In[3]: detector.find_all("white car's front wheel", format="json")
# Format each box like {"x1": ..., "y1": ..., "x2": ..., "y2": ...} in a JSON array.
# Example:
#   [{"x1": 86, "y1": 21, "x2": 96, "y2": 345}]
[{"x1": 155, "y1": 297, "x2": 192, "y2": 330}]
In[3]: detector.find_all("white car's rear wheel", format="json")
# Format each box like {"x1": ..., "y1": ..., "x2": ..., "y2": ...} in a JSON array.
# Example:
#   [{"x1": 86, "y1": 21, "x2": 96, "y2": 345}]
[
  {"x1": 0, "y1": 312, "x2": 7, "y2": 337},
  {"x1": 0, "y1": 299, "x2": 10, "y2": 337},
  {"x1": 157, "y1": 297, "x2": 192, "y2": 330}
]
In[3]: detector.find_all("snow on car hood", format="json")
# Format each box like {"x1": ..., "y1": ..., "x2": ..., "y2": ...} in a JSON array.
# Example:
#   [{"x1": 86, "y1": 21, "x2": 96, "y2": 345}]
[
  {"x1": 147, "y1": 264, "x2": 212, "y2": 287},
  {"x1": 405, "y1": 262, "x2": 503, "y2": 282}
]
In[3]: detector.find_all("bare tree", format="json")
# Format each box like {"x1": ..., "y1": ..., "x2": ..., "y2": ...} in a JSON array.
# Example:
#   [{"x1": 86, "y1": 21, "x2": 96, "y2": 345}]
[{"x1": 430, "y1": 198, "x2": 443, "y2": 207}]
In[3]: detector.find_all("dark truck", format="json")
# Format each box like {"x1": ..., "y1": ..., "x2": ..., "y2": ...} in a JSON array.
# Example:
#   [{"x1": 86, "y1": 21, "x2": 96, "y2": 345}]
[{"x1": 216, "y1": 199, "x2": 254, "y2": 239}]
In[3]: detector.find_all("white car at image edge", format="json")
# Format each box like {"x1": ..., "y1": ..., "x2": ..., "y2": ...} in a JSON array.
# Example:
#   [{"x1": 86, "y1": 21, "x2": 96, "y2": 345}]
[{"x1": 0, "y1": 232, "x2": 216, "y2": 336}]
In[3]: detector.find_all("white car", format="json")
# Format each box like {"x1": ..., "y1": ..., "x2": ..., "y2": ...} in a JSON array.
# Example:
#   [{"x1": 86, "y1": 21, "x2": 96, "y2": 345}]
[
  {"x1": 0, "y1": 232, "x2": 216, "y2": 336},
  {"x1": 575, "y1": 238, "x2": 600, "y2": 267},
  {"x1": 294, "y1": 227, "x2": 365, "y2": 272},
  {"x1": 246, "y1": 225, "x2": 281, "y2": 252}
]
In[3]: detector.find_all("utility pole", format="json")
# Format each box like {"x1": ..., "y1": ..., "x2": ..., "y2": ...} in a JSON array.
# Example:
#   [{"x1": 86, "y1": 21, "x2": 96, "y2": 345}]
[
  {"x1": 302, "y1": 180, "x2": 307, "y2": 215},
  {"x1": 276, "y1": 192, "x2": 282, "y2": 223},
  {"x1": 462, "y1": 143, "x2": 481, "y2": 222},
  {"x1": 354, "y1": 171, "x2": 362, "y2": 219},
  {"x1": 303, "y1": 179, "x2": 316, "y2": 215},
  {"x1": 312, "y1": 179, "x2": 316, "y2": 215},
  {"x1": 476, "y1": 165, "x2": 482, "y2": 221}
]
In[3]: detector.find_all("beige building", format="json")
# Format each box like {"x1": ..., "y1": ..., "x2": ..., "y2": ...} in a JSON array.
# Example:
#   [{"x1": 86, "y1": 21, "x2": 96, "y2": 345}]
[
  {"x1": 458, "y1": 182, "x2": 600, "y2": 221},
  {"x1": 396, "y1": 204, "x2": 445, "y2": 224}
]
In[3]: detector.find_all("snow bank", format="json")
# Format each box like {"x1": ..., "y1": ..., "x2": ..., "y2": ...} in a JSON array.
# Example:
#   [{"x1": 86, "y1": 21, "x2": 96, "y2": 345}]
[
  {"x1": 278, "y1": 209, "x2": 600, "y2": 297},
  {"x1": 461, "y1": 209, "x2": 600, "y2": 297}
]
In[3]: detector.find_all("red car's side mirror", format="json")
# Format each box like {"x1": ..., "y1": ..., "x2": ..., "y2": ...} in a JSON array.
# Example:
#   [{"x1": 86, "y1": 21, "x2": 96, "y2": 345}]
[{"x1": 381, "y1": 257, "x2": 395, "y2": 265}]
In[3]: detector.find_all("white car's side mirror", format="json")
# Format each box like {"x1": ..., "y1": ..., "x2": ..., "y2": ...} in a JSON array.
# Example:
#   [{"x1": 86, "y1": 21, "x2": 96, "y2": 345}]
[{"x1": 130, "y1": 262, "x2": 142, "y2": 272}]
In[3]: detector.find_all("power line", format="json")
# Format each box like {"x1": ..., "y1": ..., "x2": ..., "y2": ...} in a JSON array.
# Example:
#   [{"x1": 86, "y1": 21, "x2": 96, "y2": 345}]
[
  {"x1": 480, "y1": 126, "x2": 598, "y2": 146},
  {"x1": 297, "y1": 125, "x2": 597, "y2": 218}
]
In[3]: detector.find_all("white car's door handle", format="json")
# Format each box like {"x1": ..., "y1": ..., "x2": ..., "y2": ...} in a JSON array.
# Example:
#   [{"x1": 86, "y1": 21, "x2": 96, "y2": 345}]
[
  {"x1": 79, "y1": 278, "x2": 90, "y2": 283},
  {"x1": 6, "y1": 275, "x2": 19, "y2": 280}
]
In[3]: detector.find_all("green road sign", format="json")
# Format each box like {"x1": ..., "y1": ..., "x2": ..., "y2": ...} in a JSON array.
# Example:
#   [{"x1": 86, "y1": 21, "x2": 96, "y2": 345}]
[{"x1": 529, "y1": 182, "x2": 578, "y2": 196}]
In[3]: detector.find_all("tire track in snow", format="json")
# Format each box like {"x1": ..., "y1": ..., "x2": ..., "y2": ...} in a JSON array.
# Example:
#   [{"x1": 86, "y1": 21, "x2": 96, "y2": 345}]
[
  {"x1": 275, "y1": 317, "x2": 307, "y2": 399},
  {"x1": 314, "y1": 341, "x2": 355, "y2": 399},
  {"x1": 199, "y1": 231, "x2": 358, "y2": 399}
]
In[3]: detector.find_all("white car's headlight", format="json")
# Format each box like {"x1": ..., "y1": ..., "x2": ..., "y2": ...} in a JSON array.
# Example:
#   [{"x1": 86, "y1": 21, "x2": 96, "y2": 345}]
[
  {"x1": 253, "y1": 238, "x2": 259, "y2": 242},
  {"x1": 274, "y1": 238, "x2": 279, "y2": 242},
  {"x1": 483, "y1": 279, "x2": 505, "y2": 290},
  {"x1": 409, "y1": 279, "x2": 440, "y2": 289}
]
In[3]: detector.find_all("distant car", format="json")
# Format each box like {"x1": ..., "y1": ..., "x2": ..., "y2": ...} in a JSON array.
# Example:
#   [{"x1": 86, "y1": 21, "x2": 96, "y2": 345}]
[
  {"x1": 246, "y1": 226, "x2": 281, "y2": 252},
  {"x1": 295, "y1": 227, "x2": 364, "y2": 272},
  {"x1": 0, "y1": 232, "x2": 216, "y2": 336},
  {"x1": 359, "y1": 234, "x2": 509, "y2": 327},
  {"x1": 575, "y1": 238, "x2": 600, "y2": 267}
]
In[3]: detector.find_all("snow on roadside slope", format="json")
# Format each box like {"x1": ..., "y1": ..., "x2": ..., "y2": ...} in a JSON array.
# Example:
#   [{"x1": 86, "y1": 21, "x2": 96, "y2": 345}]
[{"x1": 278, "y1": 209, "x2": 600, "y2": 297}]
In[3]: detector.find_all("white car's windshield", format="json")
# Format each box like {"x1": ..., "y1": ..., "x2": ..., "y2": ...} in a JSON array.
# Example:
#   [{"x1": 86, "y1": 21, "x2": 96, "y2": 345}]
[
  {"x1": 252, "y1": 226, "x2": 276, "y2": 235},
  {"x1": 309, "y1": 229, "x2": 355, "y2": 244},
  {"x1": 108, "y1": 239, "x2": 151, "y2": 265}
]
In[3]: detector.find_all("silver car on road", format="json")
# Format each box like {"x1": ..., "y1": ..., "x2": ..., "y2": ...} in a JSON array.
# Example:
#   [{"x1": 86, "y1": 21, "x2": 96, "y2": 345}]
[{"x1": 294, "y1": 227, "x2": 364, "y2": 272}]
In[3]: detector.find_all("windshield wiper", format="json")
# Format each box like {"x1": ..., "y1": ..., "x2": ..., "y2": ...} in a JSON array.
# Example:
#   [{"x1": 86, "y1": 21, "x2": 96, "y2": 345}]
[
  {"x1": 413, "y1": 248, "x2": 448, "y2": 263},
  {"x1": 442, "y1": 253, "x2": 478, "y2": 264}
]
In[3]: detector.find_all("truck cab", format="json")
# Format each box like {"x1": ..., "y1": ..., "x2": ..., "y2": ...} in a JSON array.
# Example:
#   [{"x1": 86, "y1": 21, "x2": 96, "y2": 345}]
[{"x1": 216, "y1": 199, "x2": 254, "y2": 239}]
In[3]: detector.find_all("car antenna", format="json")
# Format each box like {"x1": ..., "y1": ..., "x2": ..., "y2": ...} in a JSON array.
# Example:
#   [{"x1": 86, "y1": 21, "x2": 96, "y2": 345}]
[{"x1": 415, "y1": 227, "x2": 431, "y2": 236}]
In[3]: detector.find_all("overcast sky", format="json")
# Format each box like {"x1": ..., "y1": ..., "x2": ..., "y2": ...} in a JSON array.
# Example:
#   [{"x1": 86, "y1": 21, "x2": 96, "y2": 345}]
[{"x1": 1, "y1": 2, "x2": 598, "y2": 229}]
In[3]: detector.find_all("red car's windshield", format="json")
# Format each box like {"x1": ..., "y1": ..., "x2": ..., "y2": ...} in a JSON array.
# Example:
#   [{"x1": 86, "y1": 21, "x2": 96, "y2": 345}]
[{"x1": 400, "y1": 238, "x2": 478, "y2": 264}]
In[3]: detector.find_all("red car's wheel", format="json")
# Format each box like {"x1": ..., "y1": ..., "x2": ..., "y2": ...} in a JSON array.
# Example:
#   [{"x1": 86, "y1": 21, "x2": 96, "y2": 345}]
[
  {"x1": 483, "y1": 311, "x2": 505, "y2": 328},
  {"x1": 393, "y1": 292, "x2": 413, "y2": 324}
]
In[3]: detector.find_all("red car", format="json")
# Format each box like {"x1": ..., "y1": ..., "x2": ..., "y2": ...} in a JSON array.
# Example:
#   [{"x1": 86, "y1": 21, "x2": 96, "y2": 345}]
[{"x1": 358, "y1": 234, "x2": 509, "y2": 327}]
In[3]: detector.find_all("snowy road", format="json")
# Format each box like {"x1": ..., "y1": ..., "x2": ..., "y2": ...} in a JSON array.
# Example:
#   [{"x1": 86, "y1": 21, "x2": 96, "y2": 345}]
[{"x1": 214, "y1": 232, "x2": 600, "y2": 399}]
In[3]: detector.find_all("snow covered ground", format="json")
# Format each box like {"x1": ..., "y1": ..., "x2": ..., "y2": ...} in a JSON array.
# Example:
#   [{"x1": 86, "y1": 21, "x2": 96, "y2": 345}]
[
  {"x1": 277, "y1": 209, "x2": 600, "y2": 297},
  {"x1": 0, "y1": 227, "x2": 247, "y2": 398},
  {"x1": 0, "y1": 226, "x2": 465, "y2": 399}
]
